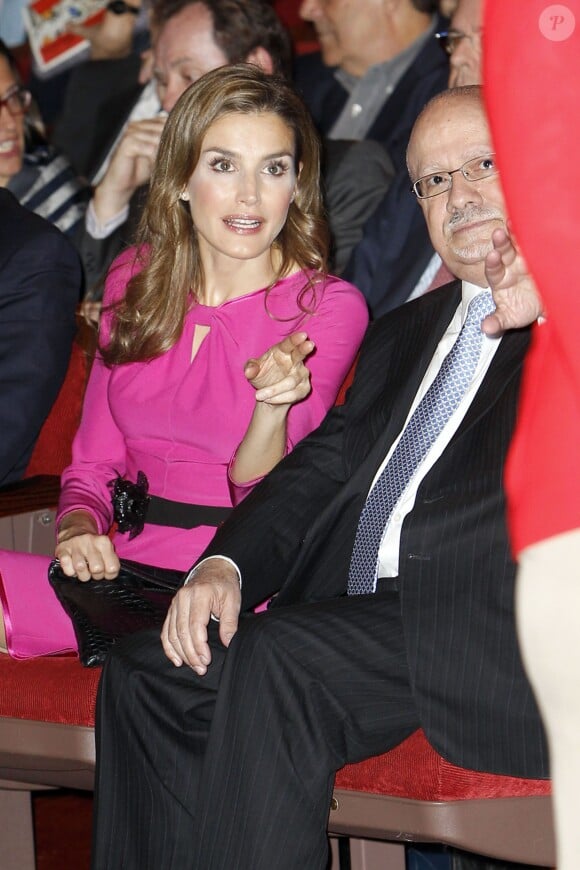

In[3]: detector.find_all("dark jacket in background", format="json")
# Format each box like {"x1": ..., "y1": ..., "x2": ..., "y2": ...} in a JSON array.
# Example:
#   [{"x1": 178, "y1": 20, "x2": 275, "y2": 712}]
[
  {"x1": 293, "y1": 21, "x2": 449, "y2": 173},
  {"x1": 0, "y1": 189, "x2": 82, "y2": 484}
]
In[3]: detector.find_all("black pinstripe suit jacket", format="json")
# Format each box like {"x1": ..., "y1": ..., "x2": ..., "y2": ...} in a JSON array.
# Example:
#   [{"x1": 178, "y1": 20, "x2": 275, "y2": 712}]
[{"x1": 201, "y1": 280, "x2": 549, "y2": 779}]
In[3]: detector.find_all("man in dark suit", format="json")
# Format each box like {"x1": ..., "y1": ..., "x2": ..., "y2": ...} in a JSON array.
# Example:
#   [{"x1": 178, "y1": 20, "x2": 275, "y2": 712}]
[
  {"x1": 294, "y1": 0, "x2": 449, "y2": 173},
  {"x1": 91, "y1": 86, "x2": 547, "y2": 870},
  {"x1": 52, "y1": 51, "x2": 145, "y2": 183},
  {"x1": 0, "y1": 190, "x2": 82, "y2": 485}
]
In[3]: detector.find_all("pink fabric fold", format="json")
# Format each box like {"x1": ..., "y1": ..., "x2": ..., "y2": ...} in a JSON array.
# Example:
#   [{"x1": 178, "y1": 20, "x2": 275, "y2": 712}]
[{"x1": 0, "y1": 550, "x2": 77, "y2": 658}]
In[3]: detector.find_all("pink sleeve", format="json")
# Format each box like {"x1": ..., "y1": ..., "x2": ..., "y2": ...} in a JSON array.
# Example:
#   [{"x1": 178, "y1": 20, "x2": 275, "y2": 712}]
[
  {"x1": 56, "y1": 251, "x2": 139, "y2": 533},
  {"x1": 229, "y1": 276, "x2": 368, "y2": 504}
]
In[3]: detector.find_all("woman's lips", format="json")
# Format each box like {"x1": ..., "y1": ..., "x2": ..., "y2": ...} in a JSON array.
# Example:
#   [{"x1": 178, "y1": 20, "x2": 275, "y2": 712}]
[{"x1": 222, "y1": 216, "x2": 264, "y2": 234}]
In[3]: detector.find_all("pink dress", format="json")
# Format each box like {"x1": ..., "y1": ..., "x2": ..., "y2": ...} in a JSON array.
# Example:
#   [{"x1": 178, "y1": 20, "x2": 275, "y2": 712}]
[{"x1": 1, "y1": 249, "x2": 368, "y2": 657}]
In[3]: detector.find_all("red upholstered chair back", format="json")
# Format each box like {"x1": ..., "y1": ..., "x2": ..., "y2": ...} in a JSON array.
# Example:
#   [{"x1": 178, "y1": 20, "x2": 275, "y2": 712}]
[{"x1": 23, "y1": 318, "x2": 96, "y2": 479}]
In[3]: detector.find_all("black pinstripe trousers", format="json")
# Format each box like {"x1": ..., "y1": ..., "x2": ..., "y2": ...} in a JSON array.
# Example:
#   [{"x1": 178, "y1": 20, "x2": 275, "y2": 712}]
[{"x1": 91, "y1": 590, "x2": 420, "y2": 870}]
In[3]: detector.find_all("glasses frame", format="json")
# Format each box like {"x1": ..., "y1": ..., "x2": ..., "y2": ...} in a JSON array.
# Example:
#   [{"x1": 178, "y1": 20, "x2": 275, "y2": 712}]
[
  {"x1": 0, "y1": 84, "x2": 32, "y2": 117},
  {"x1": 411, "y1": 154, "x2": 497, "y2": 200},
  {"x1": 434, "y1": 28, "x2": 480, "y2": 56}
]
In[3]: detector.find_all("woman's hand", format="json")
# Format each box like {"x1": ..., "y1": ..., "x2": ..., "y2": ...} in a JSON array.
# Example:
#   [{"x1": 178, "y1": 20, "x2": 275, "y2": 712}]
[
  {"x1": 230, "y1": 333, "x2": 315, "y2": 486},
  {"x1": 55, "y1": 510, "x2": 120, "y2": 581},
  {"x1": 244, "y1": 331, "x2": 314, "y2": 407}
]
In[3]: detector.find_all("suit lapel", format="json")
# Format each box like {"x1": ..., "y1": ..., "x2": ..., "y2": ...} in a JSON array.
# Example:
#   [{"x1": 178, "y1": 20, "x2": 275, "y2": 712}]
[{"x1": 353, "y1": 282, "x2": 462, "y2": 460}]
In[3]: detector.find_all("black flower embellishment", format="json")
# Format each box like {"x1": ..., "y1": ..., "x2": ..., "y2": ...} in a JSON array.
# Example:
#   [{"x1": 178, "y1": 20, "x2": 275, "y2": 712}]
[{"x1": 108, "y1": 471, "x2": 150, "y2": 540}]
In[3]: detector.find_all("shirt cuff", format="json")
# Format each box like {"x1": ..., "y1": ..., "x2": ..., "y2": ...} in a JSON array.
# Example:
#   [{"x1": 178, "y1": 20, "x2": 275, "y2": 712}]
[
  {"x1": 86, "y1": 198, "x2": 130, "y2": 239},
  {"x1": 183, "y1": 555, "x2": 242, "y2": 589}
]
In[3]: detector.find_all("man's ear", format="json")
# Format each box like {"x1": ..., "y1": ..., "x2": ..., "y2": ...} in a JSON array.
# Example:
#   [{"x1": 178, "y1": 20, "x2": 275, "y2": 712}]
[{"x1": 246, "y1": 46, "x2": 275, "y2": 74}]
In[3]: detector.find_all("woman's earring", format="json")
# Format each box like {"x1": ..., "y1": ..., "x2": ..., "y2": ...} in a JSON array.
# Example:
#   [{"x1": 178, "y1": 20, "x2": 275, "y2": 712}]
[{"x1": 180, "y1": 190, "x2": 190, "y2": 202}]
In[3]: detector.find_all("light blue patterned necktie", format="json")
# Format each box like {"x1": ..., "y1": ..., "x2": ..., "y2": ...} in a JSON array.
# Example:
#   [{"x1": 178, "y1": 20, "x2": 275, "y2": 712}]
[{"x1": 347, "y1": 291, "x2": 495, "y2": 596}]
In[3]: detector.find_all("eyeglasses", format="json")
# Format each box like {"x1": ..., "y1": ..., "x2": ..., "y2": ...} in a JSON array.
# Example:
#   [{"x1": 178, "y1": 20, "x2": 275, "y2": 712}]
[
  {"x1": 434, "y1": 28, "x2": 480, "y2": 56},
  {"x1": 412, "y1": 155, "x2": 497, "y2": 199},
  {"x1": 0, "y1": 85, "x2": 32, "y2": 117}
]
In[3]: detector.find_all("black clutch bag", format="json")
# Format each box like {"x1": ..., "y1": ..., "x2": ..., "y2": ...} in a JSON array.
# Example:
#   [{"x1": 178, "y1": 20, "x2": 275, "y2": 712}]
[{"x1": 48, "y1": 558, "x2": 185, "y2": 667}]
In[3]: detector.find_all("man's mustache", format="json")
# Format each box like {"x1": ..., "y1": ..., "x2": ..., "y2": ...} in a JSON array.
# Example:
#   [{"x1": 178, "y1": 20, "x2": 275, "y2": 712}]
[{"x1": 447, "y1": 206, "x2": 503, "y2": 231}]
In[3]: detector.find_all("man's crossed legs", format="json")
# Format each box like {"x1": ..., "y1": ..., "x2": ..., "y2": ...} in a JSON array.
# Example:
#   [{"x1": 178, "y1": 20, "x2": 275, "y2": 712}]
[{"x1": 92, "y1": 591, "x2": 419, "y2": 870}]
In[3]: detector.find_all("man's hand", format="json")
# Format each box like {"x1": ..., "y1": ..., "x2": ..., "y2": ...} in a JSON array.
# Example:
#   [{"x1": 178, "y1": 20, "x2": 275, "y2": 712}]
[
  {"x1": 161, "y1": 559, "x2": 241, "y2": 673},
  {"x1": 67, "y1": 9, "x2": 138, "y2": 60},
  {"x1": 244, "y1": 331, "x2": 314, "y2": 406},
  {"x1": 92, "y1": 116, "x2": 167, "y2": 223},
  {"x1": 482, "y1": 228, "x2": 544, "y2": 335}
]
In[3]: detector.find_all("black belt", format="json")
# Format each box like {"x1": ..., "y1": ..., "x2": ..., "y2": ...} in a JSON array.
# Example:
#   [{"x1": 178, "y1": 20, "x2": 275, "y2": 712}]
[{"x1": 146, "y1": 495, "x2": 233, "y2": 529}]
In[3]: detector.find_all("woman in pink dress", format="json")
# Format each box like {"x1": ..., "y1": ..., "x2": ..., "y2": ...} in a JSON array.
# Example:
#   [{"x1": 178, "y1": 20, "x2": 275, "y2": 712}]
[{"x1": 0, "y1": 64, "x2": 368, "y2": 657}]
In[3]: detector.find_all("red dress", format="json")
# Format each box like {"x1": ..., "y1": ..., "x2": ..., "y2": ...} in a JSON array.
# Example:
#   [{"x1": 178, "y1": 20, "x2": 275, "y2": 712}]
[{"x1": 484, "y1": 0, "x2": 580, "y2": 553}]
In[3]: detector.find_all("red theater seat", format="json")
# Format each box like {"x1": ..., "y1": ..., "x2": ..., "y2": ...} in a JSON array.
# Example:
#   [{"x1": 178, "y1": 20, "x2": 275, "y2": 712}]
[
  {"x1": 24, "y1": 317, "x2": 95, "y2": 480},
  {"x1": 0, "y1": 317, "x2": 96, "y2": 556},
  {"x1": 0, "y1": 649, "x2": 554, "y2": 870},
  {"x1": 331, "y1": 731, "x2": 553, "y2": 868}
]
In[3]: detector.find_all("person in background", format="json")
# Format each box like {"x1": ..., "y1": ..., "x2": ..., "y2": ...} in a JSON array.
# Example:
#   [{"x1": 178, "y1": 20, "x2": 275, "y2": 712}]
[
  {"x1": 344, "y1": 0, "x2": 482, "y2": 319},
  {"x1": 0, "y1": 63, "x2": 368, "y2": 658},
  {"x1": 444, "y1": 0, "x2": 481, "y2": 88},
  {"x1": 23, "y1": 0, "x2": 151, "y2": 129},
  {"x1": 89, "y1": 86, "x2": 547, "y2": 870},
  {"x1": 53, "y1": 0, "x2": 290, "y2": 184},
  {"x1": 0, "y1": 188, "x2": 82, "y2": 485},
  {"x1": 484, "y1": 2, "x2": 580, "y2": 868},
  {"x1": 61, "y1": 0, "x2": 392, "y2": 309},
  {"x1": 67, "y1": 0, "x2": 151, "y2": 62},
  {"x1": 294, "y1": 0, "x2": 448, "y2": 173},
  {"x1": 0, "y1": 39, "x2": 90, "y2": 246}
]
